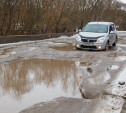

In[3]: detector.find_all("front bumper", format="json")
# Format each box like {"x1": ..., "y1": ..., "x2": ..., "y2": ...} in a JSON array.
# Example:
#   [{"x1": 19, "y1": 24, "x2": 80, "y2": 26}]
[{"x1": 75, "y1": 41, "x2": 105, "y2": 50}]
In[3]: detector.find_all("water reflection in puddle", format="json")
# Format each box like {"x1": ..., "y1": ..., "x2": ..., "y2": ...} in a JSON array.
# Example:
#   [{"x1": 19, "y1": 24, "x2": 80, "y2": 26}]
[
  {"x1": 49, "y1": 43, "x2": 77, "y2": 51},
  {"x1": 0, "y1": 59, "x2": 90, "y2": 113}
]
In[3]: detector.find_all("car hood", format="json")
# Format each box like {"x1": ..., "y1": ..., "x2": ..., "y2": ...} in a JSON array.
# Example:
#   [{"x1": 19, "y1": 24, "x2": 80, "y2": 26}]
[{"x1": 79, "y1": 32, "x2": 107, "y2": 39}]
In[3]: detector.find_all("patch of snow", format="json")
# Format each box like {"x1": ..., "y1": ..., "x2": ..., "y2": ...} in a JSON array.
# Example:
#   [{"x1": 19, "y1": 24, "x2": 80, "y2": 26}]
[
  {"x1": 118, "y1": 44, "x2": 126, "y2": 48},
  {"x1": 110, "y1": 65, "x2": 119, "y2": 70},
  {"x1": 54, "y1": 43, "x2": 66, "y2": 45},
  {"x1": 75, "y1": 61, "x2": 80, "y2": 67},
  {"x1": 115, "y1": 56, "x2": 126, "y2": 61},
  {"x1": 52, "y1": 43, "x2": 68, "y2": 47},
  {"x1": 107, "y1": 66, "x2": 126, "y2": 97},
  {"x1": 58, "y1": 35, "x2": 69, "y2": 39},
  {"x1": 0, "y1": 34, "x2": 76, "y2": 48},
  {"x1": 29, "y1": 47, "x2": 36, "y2": 51},
  {"x1": 45, "y1": 42, "x2": 54, "y2": 44},
  {"x1": 80, "y1": 87, "x2": 85, "y2": 94},
  {"x1": 39, "y1": 104, "x2": 43, "y2": 107},
  {"x1": 94, "y1": 95, "x2": 124, "y2": 113},
  {"x1": 117, "y1": 31, "x2": 126, "y2": 33},
  {"x1": 0, "y1": 41, "x2": 36, "y2": 47},
  {"x1": 10, "y1": 51, "x2": 16, "y2": 55},
  {"x1": 93, "y1": 60, "x2": 102, "y2": 67},
  {"x1": 44, "y1": 35, "x2": 73, "y2": 42},
  {"x1": 89, "y1": 72, "x2": 110, "y2": 85},
  {"x1": 117, "y1": 47, "x2": 122, "y2": 52}
]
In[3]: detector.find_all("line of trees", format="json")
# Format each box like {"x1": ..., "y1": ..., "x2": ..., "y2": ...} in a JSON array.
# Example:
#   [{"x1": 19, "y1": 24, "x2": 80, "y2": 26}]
[{"x1": 0, "y1": 0, "x2": 126, "y2": 35}]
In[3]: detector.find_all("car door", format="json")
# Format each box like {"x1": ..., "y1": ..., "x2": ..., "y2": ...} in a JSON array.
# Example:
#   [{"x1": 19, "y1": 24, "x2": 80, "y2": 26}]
[
  {"x1": 109, "y1": 24, "x2": 115, "y2": 45},
  {"x1": 111, "y1": 24, "x2": 117, "y2": 44},
  {"x1": 112, "y1": 24, "x2": 117, "y2": 43}
]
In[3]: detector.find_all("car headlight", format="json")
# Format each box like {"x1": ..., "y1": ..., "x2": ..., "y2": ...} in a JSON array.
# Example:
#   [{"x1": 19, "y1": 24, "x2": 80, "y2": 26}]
[
  {"x1": 97, "y1": 37, "x2": 105, "y2": 43},
  {"x1": 76, "y1": 35, "x2": 81, "y2": 42}
]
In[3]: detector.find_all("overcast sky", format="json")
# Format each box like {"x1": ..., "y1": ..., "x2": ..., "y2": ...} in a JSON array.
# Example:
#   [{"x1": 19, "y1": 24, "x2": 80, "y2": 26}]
[{"x1": 120, "y1": 0, "x2": 126, "y2": 3}]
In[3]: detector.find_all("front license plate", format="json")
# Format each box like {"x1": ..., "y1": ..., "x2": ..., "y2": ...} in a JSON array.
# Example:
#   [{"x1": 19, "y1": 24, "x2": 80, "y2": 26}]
[{"x1": 83, "y1": 43, "x2": 93, "y2": 46}]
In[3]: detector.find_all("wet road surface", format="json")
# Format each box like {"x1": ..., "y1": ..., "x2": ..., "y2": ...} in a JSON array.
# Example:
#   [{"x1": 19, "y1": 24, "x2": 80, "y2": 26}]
[
  {"x1": 20, "y1": 96, "x2": 124, "y2": 113},
  {"x1": 0, "y1": 33, "x2": 126, "y2": 113},
  {"x1": 0, "y1": 59, "x2": 92, "y2": 113}
]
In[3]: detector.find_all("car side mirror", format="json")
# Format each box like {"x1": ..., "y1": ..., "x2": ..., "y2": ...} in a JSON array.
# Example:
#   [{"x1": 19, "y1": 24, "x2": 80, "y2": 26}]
[
  {"x1": 110, "y1": 31, "x2": 114, "y2": 34},
  {"x1": 115, "y1": 26, "x2": 119, "y2": 29}
]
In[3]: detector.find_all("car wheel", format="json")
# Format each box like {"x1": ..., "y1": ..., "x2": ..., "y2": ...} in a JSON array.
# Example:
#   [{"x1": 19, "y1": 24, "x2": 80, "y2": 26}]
[{"x1": 105, "y1": 42, "x2": 109, "y2": 51}]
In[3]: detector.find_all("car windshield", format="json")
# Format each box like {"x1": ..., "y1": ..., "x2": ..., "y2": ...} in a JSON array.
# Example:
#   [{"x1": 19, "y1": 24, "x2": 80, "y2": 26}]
[{"x1": 82, "y1": 24, "x2": 108, "y2": 33}]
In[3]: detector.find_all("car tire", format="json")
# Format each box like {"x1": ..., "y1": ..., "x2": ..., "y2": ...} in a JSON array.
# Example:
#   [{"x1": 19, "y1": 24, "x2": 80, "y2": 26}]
[
  {"x1": 105, "y1": 42, "x2": 109, "y2": 51},
  {"x1": 75, "y1": 46, "x2": 79, "y2": 50}
]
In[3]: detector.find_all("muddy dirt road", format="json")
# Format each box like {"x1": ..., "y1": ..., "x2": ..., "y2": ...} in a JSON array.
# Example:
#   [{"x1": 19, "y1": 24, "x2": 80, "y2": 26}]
[{"x1": 0, "y1": 32, "x2": 126, "y2": 113}]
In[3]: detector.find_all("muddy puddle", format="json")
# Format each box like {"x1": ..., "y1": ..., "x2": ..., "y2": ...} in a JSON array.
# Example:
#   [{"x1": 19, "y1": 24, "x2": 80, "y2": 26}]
[
  {"x1": 49, "y1": 43, "x2": 78, "y2": 51},
  {"x1": 0, "y1": 59, "x2": 91, "y2": 113},
  {"x1": 49, "y1": 43, "x2": 118, "y2": 52}
]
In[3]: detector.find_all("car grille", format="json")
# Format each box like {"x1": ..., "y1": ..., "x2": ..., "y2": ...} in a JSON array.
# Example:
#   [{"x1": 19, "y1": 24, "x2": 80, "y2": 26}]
[
  {"x1": 81, "y1": 39, "x2": 88, "y2": 42},
  {"x1": 80, "y1": 45, "x2": 97, "y2": 49},
  {"x1": 81, "y1": 38, "x2": 97, "y2": 42}
]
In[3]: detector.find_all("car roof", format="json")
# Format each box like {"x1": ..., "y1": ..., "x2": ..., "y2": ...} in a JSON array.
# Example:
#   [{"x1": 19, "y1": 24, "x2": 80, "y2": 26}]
[{"x1": 88, "y1": 22, "x2": 114, "y2": 25}]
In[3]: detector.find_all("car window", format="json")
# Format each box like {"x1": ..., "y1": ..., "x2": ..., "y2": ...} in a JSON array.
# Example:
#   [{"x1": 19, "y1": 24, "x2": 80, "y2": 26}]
[{"x1": 82, "y1": 24, "x2": 108, "y2": 33}]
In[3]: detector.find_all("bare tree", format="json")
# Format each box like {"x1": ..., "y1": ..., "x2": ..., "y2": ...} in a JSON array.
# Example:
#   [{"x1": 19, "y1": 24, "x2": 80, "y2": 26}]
[{"x1": 0, "y1": 0, "x2": 125, "y2": 35}]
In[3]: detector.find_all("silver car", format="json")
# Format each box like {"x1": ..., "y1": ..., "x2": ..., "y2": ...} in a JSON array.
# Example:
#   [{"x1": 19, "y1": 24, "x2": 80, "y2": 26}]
[{"x1": 75, "y1": 22, "x2": 118, "y2": 50}]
